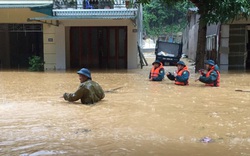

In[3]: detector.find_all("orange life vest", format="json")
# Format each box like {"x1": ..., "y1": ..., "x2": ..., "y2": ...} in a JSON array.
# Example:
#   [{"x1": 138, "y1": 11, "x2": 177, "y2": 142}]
[
  {"x1": 150, "y1": 62, "x2": 164, "y2": 78},
  {"x1": 205, "y1": 66, "x2": 220, "y2": 87},
  {"x1": 175, "y1": 66, "x2": 189, "y2": 85}
]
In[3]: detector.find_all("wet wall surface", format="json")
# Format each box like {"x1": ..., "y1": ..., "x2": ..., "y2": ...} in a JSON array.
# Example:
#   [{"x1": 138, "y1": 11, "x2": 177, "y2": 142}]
[{"x1": 0, "y1": 58, "x2": 250, "y2": 156}]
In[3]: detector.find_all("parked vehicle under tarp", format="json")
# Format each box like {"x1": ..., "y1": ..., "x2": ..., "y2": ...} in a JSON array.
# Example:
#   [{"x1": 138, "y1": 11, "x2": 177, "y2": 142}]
[{"x1": 155, "y1": 40, "x2": 182, "y2": 66}]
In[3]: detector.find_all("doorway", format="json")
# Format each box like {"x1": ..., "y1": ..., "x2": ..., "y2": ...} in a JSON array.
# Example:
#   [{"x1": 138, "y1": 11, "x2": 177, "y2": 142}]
[
  {"x1": 246, "y1": 30, "x2": 250, "y2": 69},
  {"x1": 0, "y1": 24, "x2": 43, "y2": 69},
  {"x1": 70, "y1": 26, "x2": 127, "y2": 69}
]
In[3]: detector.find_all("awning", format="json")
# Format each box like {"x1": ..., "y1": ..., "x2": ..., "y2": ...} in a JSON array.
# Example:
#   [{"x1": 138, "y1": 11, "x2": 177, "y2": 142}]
[
  {"x1": 27, "y1": 8, "x2": 137, "y2": 26},
  {"x1": 30, "y1": 4, "x2": 53, "y2": 16},
  {"x1": 28, "y1": 15, "x2": 136, "y2": 20},
  {"x1": 27, "y1": 15, "x2": 136, "y2": 26}
]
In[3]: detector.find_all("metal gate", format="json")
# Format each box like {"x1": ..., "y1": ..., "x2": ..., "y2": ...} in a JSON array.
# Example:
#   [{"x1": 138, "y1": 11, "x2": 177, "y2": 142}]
[
  {"x1": 0, "y1": 24, "x2": 43, "y2": 69},
  {"x1": 70, "y1": 26, "x2": 127, "y2": 69}
]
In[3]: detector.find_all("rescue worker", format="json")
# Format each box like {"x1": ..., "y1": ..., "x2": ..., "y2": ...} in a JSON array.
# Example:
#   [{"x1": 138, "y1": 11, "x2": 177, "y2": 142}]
[
  {"x1": 166, "y1": 61, "x2": 190, "y2": 85},
  {"x1": 196, "y1": 60, "x2": 220, "y2": 87},
  {"x1": 63, "y1": 68, "x2": 105, "y2": 104},
  {"x1": 149, "y1": 60, "x2": 165, "y2": 81}
]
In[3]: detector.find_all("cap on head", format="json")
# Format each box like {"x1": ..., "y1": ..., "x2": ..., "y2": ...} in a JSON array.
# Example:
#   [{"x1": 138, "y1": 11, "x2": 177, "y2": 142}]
[
  {"x1": 205, "y1": 60, "x2": 215, "y2": 66},
  {"x1": 152, "y1": 60, "x2": 161, "y2": 65},
  {"x1": 77, "y1": 68, "x2": 92, "y2": 80},
  {"x1": 177, "y1": 61, "x2": 186, "y2": 66}
]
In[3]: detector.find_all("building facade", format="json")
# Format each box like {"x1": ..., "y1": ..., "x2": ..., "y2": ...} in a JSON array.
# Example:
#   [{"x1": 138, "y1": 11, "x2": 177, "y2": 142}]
[
  {"x1": 183, "y1": 8, "x2": 250, "y2": 70},
  {"x1": 0, "y1": 0, "x2": 143, "y2": 70}
]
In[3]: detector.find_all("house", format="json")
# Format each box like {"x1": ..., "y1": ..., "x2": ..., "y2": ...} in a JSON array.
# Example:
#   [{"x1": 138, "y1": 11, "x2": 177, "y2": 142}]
[
  {"x1": 0, "y1": 0, "x2": 143, "y2": 70},
  {"x1": 183, "y1": 8, "x2": 250, "y2": 70}
]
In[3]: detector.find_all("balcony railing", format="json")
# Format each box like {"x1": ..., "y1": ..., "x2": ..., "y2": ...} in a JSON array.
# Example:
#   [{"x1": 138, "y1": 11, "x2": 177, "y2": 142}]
[
  {"x1": 52, "y1": 0, "x2": 138, "y2": 19},
  {"x1": 53, "y1": 0, "x2": 138, "y2": 10}
]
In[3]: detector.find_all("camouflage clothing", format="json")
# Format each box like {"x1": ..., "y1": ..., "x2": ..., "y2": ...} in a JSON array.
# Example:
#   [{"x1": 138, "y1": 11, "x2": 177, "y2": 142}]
[{"x1": 63, "y1": 80, "x2": 105, "y2": 104}]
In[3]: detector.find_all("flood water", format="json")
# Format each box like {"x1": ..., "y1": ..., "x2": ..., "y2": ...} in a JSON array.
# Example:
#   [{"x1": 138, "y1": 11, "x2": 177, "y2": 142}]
[{"x1": 0, "y1": 57, "x2": 250, "y2": 156}]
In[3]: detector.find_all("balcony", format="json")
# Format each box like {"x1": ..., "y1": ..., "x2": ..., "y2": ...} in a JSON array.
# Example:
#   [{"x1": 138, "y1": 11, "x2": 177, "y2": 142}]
[
  {"x1": 52, "y1": 0, "x2": 138, "y2": 19},
  {"x1": 26, "y1": 0, "x2": 140, "y2": 26}
]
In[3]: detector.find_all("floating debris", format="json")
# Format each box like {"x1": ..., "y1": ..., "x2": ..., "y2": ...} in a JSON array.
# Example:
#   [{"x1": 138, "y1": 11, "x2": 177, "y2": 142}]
[
  {"x1": 200, "y1": 137, "x2": 213, "y2": 143},
  {"x1": 75, "y1": 128, "x2": 91, "y2": 134}
]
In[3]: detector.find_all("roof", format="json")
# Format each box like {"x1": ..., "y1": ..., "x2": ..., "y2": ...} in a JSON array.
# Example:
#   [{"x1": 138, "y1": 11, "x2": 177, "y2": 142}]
[{"x1": 0, "y1": 1, "x2": 52, "y2": 8}]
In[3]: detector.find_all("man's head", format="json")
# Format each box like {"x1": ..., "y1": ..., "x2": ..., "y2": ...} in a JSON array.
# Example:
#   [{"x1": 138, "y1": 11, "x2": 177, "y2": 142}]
[
  {"x1": 204, "y1": 60, "x2": 215, "y2": 70},
  {"x1": 176, "y1": 61, "x2": 186, "y2": 70},
  {"x1": 77, "y1": 68, "x2": 92, "y2": 83},
  {"x1": 152, "y1": 60, "x2": 161, "y2": 68}
]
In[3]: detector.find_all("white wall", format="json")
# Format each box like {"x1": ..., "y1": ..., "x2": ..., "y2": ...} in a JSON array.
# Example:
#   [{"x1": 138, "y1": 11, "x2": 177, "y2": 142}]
[
  {"x1": 55, "y1": 24, "x2": 66, "y2": 70},
  {"x1": 188, "y1": 15, "x2": 199, "y2": 61},
  {"x1": 219, "y1": 25, "x2": 229, "y2": 71}
]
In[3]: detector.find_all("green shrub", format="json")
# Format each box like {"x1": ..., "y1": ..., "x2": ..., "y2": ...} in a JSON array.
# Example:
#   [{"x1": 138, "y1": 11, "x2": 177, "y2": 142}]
[{"x1": 28, "y1": 55, "x2": 45, "y2": 71}]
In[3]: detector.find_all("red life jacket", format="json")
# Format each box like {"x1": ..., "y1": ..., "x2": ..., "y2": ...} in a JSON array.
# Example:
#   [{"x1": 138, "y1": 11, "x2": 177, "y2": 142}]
[
  {"x1": 150, "y1": 62, "x2": 164, "y2": 78},
  {"x1": 175, "y1": 66, "x2": 189, "y2": 85},
  {"x1": 205, "y1": 66, "x2": 220, "y2": 87}
]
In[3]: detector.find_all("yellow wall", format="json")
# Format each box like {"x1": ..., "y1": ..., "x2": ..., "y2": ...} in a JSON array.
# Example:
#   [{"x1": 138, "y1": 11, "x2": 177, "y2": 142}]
[
  {"x1": 43, "y1": 24, "x2": 56, "y2": 70},
  {"x1": 0, "y1": 8, "x2": 45, "y2": 23}
]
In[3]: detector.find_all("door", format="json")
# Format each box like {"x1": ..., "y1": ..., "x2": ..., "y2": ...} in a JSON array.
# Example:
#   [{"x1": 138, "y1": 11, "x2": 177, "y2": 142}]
[
  {"x1": 70, "y1": 26, "x2": 127, "y2": 69},
  {"x1": 247, "y1": 30, "x2": 250, "y2": 69},
  {"x1": 0, "y1": 24, "x2": 43, "y2": 69}
]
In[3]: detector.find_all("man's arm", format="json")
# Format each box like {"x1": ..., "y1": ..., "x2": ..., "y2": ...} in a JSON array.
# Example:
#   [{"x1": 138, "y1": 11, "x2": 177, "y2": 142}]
[
  {"x1": 166, "y1": 72, "x2": 175, "y2": 81},
  {"x1": 63, "y1": 86, "x2": 87, "y2": 102},
  {"x1": 199, "y1": 71, "x2": 218, "y2": 84}
]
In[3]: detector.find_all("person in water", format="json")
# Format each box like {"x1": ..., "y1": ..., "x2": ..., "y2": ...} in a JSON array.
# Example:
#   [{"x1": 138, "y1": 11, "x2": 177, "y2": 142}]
[
  {"x1": 63, "y1": 68, "x2": 105, "y2": 104},
  {"x1": 166, "y1": 61, "x2": 190, "y2": 85},
  {"x1": 196, "y1": 59, "x2": 220, "y2": 87},
  {"x1": 149, "y1": 60, "x2": 165, "y2": 81}
]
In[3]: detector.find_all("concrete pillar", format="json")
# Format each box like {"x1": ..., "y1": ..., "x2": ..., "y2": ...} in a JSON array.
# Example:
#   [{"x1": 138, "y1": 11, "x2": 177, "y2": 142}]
[
  {"x1": 219, "y1": 25, "x2": 229, "y2": 71},
  {"x1": 127, "y1": 23, "x2": 138, "y2": 69},
  {"x1": 55, "y1": 25, "x2": 66, "y2": 70},
  {"x1": 43, "y1": 24, "x2": 56, "y2": 70}
]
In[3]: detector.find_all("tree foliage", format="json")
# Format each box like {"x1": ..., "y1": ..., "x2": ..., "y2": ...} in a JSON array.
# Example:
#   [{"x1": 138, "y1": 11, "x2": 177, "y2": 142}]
[
  {"x1": 143, "y1": 0, "x2": 192, "y2": 37},
  {"x1": 139, "y1": 0, "x2": 250, "y2": 25}
]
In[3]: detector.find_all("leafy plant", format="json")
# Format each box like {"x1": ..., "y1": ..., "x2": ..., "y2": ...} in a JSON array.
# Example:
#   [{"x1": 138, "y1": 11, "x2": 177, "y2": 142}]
[
  {"x1": 143, "y1": 0, "x2": 193, "y2": 37},
  {"x1": 28, "y1": 55, "x2": 45, "y2": 71}
]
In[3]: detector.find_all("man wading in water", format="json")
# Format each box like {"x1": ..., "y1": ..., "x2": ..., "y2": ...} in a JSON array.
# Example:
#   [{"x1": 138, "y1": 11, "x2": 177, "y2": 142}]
[
  {"x1": 196, "y1": 60, "x2": 220, "y2": 87},
  {"x1": 63, "y1": 68, "x2": 105, "y2": 104}
]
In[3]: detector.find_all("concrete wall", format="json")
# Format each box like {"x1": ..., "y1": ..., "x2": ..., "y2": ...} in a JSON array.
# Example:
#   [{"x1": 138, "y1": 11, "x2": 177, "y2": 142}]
[
  {"x1": 0, "y1": 8, "x2": 44, "y2": 23},
  {"x1": 219, "y1": 25, "x2": 229, "y2": 70},
  {"x1": 186, "y1": 14, "x2": 199, "y2": 61},
  {"x1": 43, "y1": 24, "x2": 56, "y2": 70}
]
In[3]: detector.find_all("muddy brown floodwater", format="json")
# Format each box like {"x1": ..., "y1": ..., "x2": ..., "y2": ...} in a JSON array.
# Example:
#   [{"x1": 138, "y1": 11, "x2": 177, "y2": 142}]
[{"x1": 0, "y1": 57, "x2": 250, "y2": 156}]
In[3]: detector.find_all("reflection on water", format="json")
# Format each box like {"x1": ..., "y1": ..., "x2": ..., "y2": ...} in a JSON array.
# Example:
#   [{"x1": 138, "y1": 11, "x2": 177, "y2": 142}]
[{"x1": 0, "y1": 59, "x2": 250, "y2": 156}]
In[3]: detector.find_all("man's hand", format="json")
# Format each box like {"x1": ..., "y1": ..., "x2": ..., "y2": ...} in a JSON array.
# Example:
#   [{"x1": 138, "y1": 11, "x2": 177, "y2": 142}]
[
  {"x1": 199, "y1": 69, "x2": 205, "y2": 75},
  {"x1": 173, "y1": 71, "x2": 177, "y2": 77},
  {"x1": 195, "y1": 78, "x2": 199, "y2": 82}
]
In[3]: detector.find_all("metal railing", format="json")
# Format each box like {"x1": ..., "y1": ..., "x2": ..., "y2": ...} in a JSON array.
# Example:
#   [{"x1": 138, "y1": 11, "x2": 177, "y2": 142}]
[{"x1": 53, "y1": 0, "x2": 138, "y2": 9}]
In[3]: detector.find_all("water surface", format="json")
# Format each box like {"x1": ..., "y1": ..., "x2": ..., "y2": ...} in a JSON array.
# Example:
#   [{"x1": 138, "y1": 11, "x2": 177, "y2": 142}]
[{"x1": 0, "y1": 59, "x2": 250, "y2": 156}]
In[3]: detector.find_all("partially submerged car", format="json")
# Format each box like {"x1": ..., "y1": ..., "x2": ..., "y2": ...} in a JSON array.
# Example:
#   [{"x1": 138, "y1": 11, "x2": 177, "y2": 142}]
[{"x1": 155, "y1": 40, "x2": 182, "y2": 66}]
